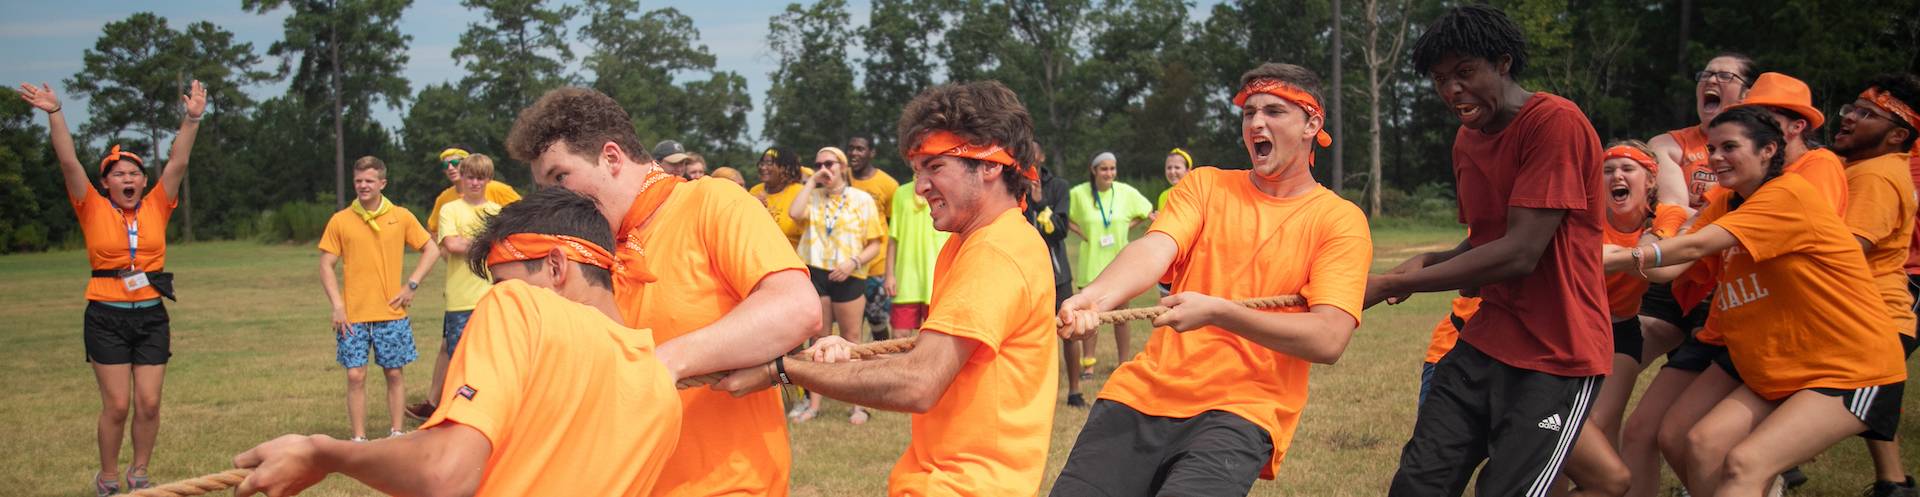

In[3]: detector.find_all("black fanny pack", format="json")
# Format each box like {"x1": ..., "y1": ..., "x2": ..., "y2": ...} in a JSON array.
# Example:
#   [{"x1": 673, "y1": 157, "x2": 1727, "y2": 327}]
[{"x1": 90, "y1": 269, "x2": 177, "y2": 302}]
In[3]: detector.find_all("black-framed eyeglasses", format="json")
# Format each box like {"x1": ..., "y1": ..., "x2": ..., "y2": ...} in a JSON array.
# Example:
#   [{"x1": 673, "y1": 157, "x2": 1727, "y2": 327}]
[
  {"x1": 1840, "y1": 103, "x2": 1894, "y2": 122},
  {"x1": 1695, "y1": 71, "x2": 1746, "y2": 85}
]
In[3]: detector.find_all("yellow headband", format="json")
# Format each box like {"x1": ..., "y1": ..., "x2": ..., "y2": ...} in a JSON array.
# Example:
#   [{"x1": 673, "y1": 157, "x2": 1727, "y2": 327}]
[{"x1": 1168, "y1": 148, "x2": 1193, "y2": 167}]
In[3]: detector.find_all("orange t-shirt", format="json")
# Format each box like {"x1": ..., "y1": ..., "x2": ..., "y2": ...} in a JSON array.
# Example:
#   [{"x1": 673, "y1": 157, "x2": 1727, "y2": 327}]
[
  {"x1": 1424, "y1": 297, "x2": 1482, "y2": 364},
  {"x1": 1604, "y1": 225, "x2": 1650, "y2": 319},
  {"x1": 74, "y1": 185, "x2": 176, "y2": 302},
  {"x1": 1676, "y1": 148, "x2": 1852, "y2": 336},
  {"x1": 1845, "y1": 153, "x2": 1918, "y2": 336},
  {"x1": 1706, "y1": 174, "x2": 1907, "y2": 399},
  {"x1": 886, "y1": 207, "x2": 1058, "y2": 497},
  {"x1": 612, "y1": 179, "x2": 807, "y2": 497},
  {"x1": 422, "y1": 280, "x2": 680, "y2": 497},
  {"x1": 1098, "y1": 168, "x2": 1372, "y2": 478},
  {"x1": 317, "y1": 203, "x2": 431, "y2": 323}
]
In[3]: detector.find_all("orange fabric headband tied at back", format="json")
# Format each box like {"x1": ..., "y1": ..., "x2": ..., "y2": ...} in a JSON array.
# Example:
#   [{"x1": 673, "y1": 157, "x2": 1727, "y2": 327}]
[
  {"x1": 99, "y1": 144, "x2": 144, "y2": 176},
  {"x1": 914, "y1": 130, "x2": 1037, "y2": 181},
  {"x1": 1233, "y1": 78, "x2": 1334, "y2": 162},
  {"x1": 1862, "y1": 87, "x2": 1920, "y2": 160},
  {"x1": 1603, "y1": 145, "x2": 1658, "y2": 178},
  {"x1": 486, "y1": 234, "x2": 616, "y2": 272}
]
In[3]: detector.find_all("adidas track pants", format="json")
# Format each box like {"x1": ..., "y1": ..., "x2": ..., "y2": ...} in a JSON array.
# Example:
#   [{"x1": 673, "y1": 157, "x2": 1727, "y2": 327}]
[{"x1": 1387, "y1": 340, "x2": 1603, "y2": 497}]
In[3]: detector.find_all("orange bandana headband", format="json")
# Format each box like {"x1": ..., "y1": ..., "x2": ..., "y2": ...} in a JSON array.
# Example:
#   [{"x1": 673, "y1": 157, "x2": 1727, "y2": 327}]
[
  {"x1": 486, "y1": 233, "x2": 616, "y2": 272},
  {"x1": 1233, "y1": 78, "x2": 1334, "y2": 155},
  {"x1": 1604, "y1": 145, "x2": 1658, "y2": 177},
  {"x1": 99, "y1": 144, "x2": 144, "y2": 176},
  {"x1": 914, "y1": 129, "x2": 1035, "y2": 180},
  {"x1": 1863, "y1": 87, "x2": 1920, "y2": 160}
]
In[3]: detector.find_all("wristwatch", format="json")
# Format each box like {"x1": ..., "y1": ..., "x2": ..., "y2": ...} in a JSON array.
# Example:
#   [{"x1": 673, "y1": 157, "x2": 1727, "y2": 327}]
[{"x1": 406, "y1": 280, "x2": 420, "y2": 291}]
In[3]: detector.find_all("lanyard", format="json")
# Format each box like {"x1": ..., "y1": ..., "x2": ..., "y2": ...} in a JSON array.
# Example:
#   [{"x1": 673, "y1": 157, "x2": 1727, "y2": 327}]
[
  {"x1": 112, "y1": 203, "x2": 141, "y2": 270},
  {"x1": 1092, "y1": 186, "x2": 1113, "y2": 228}
]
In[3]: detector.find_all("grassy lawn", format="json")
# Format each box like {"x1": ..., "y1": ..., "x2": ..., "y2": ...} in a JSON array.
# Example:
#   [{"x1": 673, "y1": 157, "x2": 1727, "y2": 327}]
[{"x1": 0, "y1": 225, "x2": 1914, "y2": 496}]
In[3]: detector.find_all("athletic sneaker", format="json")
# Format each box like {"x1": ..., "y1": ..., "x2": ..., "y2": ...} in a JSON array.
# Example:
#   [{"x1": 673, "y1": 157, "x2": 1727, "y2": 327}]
[
  {"x1": 1784, "y1": 466, "x2": 1809, "y2": 489},
  {"x1": 93, "y1": 472, "x2": 119, "y2": 497},
  {"x1": 125, "y1": 466, "x2": 152, "y2": 491},
  {"x1": 388, "y1": 429, "x2": 407, "y2": 439},
  {"x1": 1865, "y1": 476, "x2": 1919, "y2": 497},
  {"x1": 1067, "y1": 392, "x2": 1087, "y2": 407},
  {"x1": 1768, "y1": 475, "x2": 1786, "y2": 497},
  {"x1": 404, "y1": 401, "x2": 437, "y2": 421}
]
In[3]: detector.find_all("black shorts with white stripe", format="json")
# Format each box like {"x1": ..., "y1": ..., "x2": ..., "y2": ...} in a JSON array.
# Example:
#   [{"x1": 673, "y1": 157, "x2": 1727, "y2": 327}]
[
  {"x1": 1811, "y1": 382, "x2": 1906, "y2": 441},
  {"x1": 1388, "y1": 340, "x2": 1604, "y2": 497}
]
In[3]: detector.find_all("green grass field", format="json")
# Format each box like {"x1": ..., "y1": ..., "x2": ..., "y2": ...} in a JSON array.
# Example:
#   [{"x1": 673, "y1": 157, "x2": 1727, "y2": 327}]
[{"x1": 0, "y1": 225, "x2": 1914, "y2": 496}]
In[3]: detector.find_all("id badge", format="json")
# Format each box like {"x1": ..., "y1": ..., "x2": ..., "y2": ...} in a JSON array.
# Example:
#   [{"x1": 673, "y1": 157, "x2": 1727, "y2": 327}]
[
  {"x1": 1099, "y1": 234, "x2": 1116, "y2": 247},
  {"x1": 119, "y1": 269, "x2": 150, "y2": 292}
]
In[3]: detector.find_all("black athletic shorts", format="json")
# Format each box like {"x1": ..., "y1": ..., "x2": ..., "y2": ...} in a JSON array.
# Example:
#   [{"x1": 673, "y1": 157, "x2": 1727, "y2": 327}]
[
  {"x1": 1388, "y1": 340, "x2": 1603, "y2": 497},
  {"x1": 1812, "y1": 381, "x2": 1906, "y2": 441},
  {"x1": 1904, "y1": 333, "x2": 1918, "y2": 358},
  {"x1": 1640, "y1": 282, "x2": 1710, "y2": 333},
  {"x1": 83, "y1": 301, "x2": 171, "y2": 365},
  {"x1": 1612, "y1": 318, "x2": 1645, "y2": 364},
  {"x1": 1709, "y1": 347, "x2": 1743, "y2": 382},
  {"x1": 1055, "y1": 283, "x2": 1073, "y2": 316},
  {"x1": 1052, "y1": 400, "x2": 1274, "y2": 497},
  {"x1": 808, "y1": 267, "x2": 866, "y2": 303},
  {"x1": 1663, "y1": 331, "x2": 1727, "y2": 372}
]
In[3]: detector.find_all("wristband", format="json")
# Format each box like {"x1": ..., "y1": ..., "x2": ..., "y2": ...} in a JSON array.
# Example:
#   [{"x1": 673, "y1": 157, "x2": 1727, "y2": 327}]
[
  {"x1": 187, "y1": 113, "x2": 204, "y2": 123},
  {"x1": 1650, "y1": 242, "x2": 1663, "y2": 267},
  {"x1": 1631, "y1": 247, "x2": 1650, "y2": 280},
  {"x1": 774, "y1": 356, "x2": 791, "y2": 385},
  {"x1": 48, "y1": 106, "x2": 61, "y2": 114}
]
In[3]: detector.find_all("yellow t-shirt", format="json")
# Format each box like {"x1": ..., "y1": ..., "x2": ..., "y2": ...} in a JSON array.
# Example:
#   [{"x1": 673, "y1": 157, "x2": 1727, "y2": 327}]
[
  {"x1": 851, "y1": 169, "x2": 900, "y2": 276},
  {"x1": 317, "y1": 202, "x2": 431, "y2": 323},
  {"x1": 1844, "y1": 152, "x2": 1918, "y2": 336},
  {"x1": 750, "y1": 182, "x2": 806, "y2": 247},
  {"x1": 439, "y1": 199, "x2": 502, "y2": 312},
  {"x1": 613, "y1": 179, "x2": 808, "y2": 497},
  {"x1": 797, "y1": 189, "x2": 886, "y2": 278},
  {"x1": 421, "y1": 280, "x2": 680, "y2": 497},
  {"x1": 427, "y1": 181, "x2": 521, "y2": 234},
  {"x1": 888, "y1": 208, "x2": 1059, "y2": 496}
]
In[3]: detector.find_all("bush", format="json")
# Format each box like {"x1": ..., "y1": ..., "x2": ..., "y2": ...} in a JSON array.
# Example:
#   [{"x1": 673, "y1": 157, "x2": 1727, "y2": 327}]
[{"x1": 259, "y1": 201, "x2": 333, "y2": 243}]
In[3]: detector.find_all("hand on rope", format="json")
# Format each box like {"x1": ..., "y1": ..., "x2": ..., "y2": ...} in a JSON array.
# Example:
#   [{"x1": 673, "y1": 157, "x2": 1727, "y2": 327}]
[{"x1": 677, "y1": 294, "x2": 1305, "y2": 390}]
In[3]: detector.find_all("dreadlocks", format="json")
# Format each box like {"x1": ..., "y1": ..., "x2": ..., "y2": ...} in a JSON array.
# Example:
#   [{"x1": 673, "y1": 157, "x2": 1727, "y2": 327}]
[{"x1": 1412, "y1": 4, "x2": 1529, "y2": 79}]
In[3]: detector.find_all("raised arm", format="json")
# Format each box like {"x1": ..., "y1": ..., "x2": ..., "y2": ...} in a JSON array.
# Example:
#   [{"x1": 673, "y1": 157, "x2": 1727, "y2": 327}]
[
  {"x1": 17, "y1": 83, "x2": 89, "y2": 202},
  {"x1": 1647, "y1": 133, "x2": 1696, "y2": 215},
  {"x1": 158, "y1": 80, "x2": 207, "y2": 197}
]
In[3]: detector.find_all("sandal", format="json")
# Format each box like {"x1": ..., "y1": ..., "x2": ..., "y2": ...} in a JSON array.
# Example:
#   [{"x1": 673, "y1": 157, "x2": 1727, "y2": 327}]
[
  {"x1": 849, "y1": 407, "x2": 870, "y2": 425},
  {"x1": 125, "y1": 466, "x2": 152, "y2": 491},
  {"x1": 793, "y1": 406, "x2": 819, "y2": 423},
  {"x1": 93, "y1": 472, "x2": 120, "y2": 497}
]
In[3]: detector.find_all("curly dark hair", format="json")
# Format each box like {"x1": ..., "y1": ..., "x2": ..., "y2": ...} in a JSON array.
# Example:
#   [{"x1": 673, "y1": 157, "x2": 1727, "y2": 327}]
[
  {"x1": 1866, "y1": 73, "x2": 1920, "y2": 149},
  {"x1": 467, "y1": 188, "x2": 616, "y2": 289},
  {"x1": 506, "y1": 87, "x2": 652, "y2": 165},
  {"x1": 1711, "y1": 106, "x2": 1789, "y2": 210},
  {"x1": 897, "y1": 81, "x2": 1042, "y2": 200},
  {"x1": 1412, "y1": 4, "x2": 1528, "y2": 80},
  {"x1": 1239, "y1": 62, "x2": 1326, "y2": 112}
]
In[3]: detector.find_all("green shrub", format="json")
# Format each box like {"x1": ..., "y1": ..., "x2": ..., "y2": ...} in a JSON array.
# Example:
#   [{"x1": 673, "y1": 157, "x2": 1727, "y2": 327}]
[{"x1": 259, "y1": 201, "x2": 332, "y2": 243}]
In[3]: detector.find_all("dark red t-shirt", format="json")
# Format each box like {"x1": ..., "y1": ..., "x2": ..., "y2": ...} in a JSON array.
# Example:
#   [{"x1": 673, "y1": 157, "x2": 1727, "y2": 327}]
[{"x1": 1451, "y1": 93, "x2": 1611, "y2": 377}]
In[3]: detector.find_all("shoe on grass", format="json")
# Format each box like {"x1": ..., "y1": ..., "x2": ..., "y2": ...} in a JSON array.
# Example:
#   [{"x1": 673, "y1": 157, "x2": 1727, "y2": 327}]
[
  {"x1": 1784, "y1": 465, "x2": 1809, "y2": 489},
  {"x1": 1865, "y1": 475, "x2": 1919, "y2": 497},
  {"x1": 125, "y1": 466, "x2": 152, "y2": 491},
  {"x1": 93, "y1": 472, "x2": 119, "y2": 497},
  {"x1": 1067, "y1": 392, "x2": 1087, "y2": 407}
]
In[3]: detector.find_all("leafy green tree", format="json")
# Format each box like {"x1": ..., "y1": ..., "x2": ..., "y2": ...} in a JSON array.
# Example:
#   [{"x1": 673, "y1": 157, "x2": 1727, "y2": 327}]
[
  {"x1": 763, "y1": 0, "x2": 860, "y2": 151},
  {"x1": 244, "y1": 0, "x2": 413, "y2": 209},
  {"x1": 452, "y1": 0, "x2": 578, "y2": 185},
  {"x1": 856, "y1": 0, "x2": 944, "y2": 169},
  {"x1": 0, "y1": 97, "x2": 68, "y2": 252},
  {"x1": 580, "y1": 0, "x2": 752, "y2": 167}
]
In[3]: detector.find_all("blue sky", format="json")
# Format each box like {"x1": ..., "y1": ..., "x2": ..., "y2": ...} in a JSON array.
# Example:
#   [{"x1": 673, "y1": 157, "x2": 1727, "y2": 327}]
[{"x1": 3, "y1": 0, "x2": 1218, "y2": 150}]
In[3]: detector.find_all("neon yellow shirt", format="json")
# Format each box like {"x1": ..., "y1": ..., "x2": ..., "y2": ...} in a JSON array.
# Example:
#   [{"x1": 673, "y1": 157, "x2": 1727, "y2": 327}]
[
  {"x1": 439, "y1": 199, "x2": 501, "y2": 311},
  {"x1": 1067, "y1": 181, "x2": 1152, "y2": 287},
  {"x1": 889, "y1": 181, "x2": 950, "y2": 304}
]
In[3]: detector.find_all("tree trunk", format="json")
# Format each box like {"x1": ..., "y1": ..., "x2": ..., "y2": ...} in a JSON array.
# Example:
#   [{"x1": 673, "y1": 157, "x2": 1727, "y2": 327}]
[
  {"x1": 1674, "y1": 0, "x2": 1693, "y2": 125},
  {"x1": 331, "y1": 22, "x2": 346, "y2": 210},
  {"x1": 1330, "y1": 0, "x2": 1344, "y2": 192},
  {"x1": 1365, "y1": 0, "x2": 1382, "y2": 216}
]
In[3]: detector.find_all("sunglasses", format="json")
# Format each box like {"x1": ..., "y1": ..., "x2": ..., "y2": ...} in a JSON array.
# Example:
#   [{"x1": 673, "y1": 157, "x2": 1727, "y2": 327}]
[
  {"x1": 444, "y1": 158, "x2": 463, "y2": 168},
  {"x1": 814, "y1": 161, "x2": 841, "y2": 168}
]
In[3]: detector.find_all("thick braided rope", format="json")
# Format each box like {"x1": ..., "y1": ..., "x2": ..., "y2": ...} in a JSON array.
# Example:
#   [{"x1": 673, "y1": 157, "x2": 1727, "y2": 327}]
[
  {"x1": 676, "y1": 295, "x2": 1303, "y2": 389},
  {"x1": 113, "y1": 468, "x2": 251, "y2": 497}
]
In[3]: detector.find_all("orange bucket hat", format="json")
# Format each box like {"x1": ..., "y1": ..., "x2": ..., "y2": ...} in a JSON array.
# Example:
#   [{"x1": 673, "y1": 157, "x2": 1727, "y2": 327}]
[{"x1": 1724, "y1": 72, "x2": 1825, "y2": 129}]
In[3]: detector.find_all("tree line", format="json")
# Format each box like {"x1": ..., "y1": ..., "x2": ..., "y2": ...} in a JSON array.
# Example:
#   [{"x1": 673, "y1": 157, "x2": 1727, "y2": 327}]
[{"x1": 1, "y1": 0, "x2": 1916, "y2": 253}]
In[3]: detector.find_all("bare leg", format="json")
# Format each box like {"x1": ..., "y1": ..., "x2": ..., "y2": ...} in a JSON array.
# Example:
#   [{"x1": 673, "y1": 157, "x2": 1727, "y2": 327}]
[
  {"x1": 345, "y1": 366, "x2": 367, "y2": 439},
  {"x1": 1717, "y1": 389, "x2": 1866, "y2": 496},
  {"x1": 1113, "y1": 320, "x2": 1132, "y2": 366},
  {"x1": 426, "y1": 348, "x2": 450, "y2": 405},
  {"x1": 1622, "y1": 367, "x2": 1698, "y2": 497},
  {"x1": 1063, "y1": 336, "x2": 1082, "y2": 398},
  {"x1": 1869, "y1": 437, "x2": 1909, "y2": 482},
  {"x1": 1660, "y1": 367, "x2": 1740, "y2": 494},
  {"x1": 383, "y1": 367, "x2": 405, "y2": 433},
  {"x1": 1560, "y1": 354, "x2": 1640, "y2": 497},
  {"x1": 1638, "y1": 317, "x2": 1685, "y2": 363},
  {"x1": 832, "y1": 297, "x2": 868, "y2": 423},
  {"x1": 1081, "y1": 332, "x2": 1098, "y2": 376},
  {"x1": 92, "y1": 362, "x2": 132, "y2": 480},
  {"x1": 128, "y1": 364, "x2": 165, "y2": 473}
]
